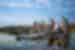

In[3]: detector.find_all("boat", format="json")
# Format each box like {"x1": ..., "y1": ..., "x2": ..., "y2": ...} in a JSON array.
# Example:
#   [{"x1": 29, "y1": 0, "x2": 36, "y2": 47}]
[{"x1": 16, "y1": 31, "x2": 48, "y2": 40}]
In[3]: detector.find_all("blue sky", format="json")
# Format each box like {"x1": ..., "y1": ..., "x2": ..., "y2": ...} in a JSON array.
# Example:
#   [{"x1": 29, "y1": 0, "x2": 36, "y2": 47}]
[
  {"x1": 0, "y1": 0, "x2": 49, "y2": 27},
  {"x1": 0, "y1": 0, "x2": 74, "y2": 27},
  {"x1": 0, "y1": 7, "x2": 49, "y2": 27}
]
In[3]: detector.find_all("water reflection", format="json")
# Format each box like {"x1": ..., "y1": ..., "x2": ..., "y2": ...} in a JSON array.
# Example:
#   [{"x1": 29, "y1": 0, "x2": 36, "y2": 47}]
[
  {"x1": 0, "y1": 33, "x2": 16, "y2": 47},
  {"x1": 0, "y1": 32, "x2": 75, "y2": 50},
  {"x1": 69, "y1": 32, "x2": 75, "y2": 48}
]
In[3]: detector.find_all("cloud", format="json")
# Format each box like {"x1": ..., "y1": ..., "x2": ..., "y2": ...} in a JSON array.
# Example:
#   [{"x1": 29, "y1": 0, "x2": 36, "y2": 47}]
[
  {"x1": 0, "y1": 2, "x2": 33, "y2": 8},
  {"x1": 35, "y1": 0, "x2": 48, "y2": 7},
  {"x1": 32, "y1": 16, "x2": 48, "y2": 23},
  {"x1": 0, "y1": 0, "x2": 48, "y2": 8},
  {"x1": 8, "y1": 2, "x2": 33, "y2": 8},
  {"x1": 0, "y1": 15, "x2": 16, "y2": 27},
  {"x1": 8, "y1": 3, "x2": 16, "y2": 7},
  {"x1": 0, "y1": 2, "x2": 8, "y2": 7},
  {"x1": 36, "y1": 0, "x2": 48, "y2": 5},
  {"x1": 0, "y1": 15, "x2": 49, "y2": 27},
  {"x1": 0, "y1": 15, "x2": 36, "y2": 26}
]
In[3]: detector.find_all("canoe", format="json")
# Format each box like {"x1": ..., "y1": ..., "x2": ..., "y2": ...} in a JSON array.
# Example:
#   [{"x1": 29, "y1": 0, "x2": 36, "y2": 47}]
[{"x1": 17, "y1": 31, "x2": 48, "y2": 40}]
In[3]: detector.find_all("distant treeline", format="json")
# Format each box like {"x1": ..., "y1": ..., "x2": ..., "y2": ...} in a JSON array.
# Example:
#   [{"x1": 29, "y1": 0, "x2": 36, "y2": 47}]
[{"x1": 0, "y1": 24, "x2": 74, "y2": 35}]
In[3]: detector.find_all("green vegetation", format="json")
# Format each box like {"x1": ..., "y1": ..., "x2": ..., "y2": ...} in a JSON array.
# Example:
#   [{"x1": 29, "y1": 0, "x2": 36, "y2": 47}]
[{"x1": 69, "y1": 28, "x2": 75, "y2": 32}]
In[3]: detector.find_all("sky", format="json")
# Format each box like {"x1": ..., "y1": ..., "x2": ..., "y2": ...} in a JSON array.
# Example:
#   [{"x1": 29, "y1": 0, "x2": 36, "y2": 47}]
[{"x1": 0, "y1": 0, "x2": 74, "y2": 27}]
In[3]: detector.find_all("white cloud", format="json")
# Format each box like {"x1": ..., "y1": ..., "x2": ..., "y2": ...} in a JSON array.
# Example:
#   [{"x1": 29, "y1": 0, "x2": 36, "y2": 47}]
[
  {"x1": 0, "y1": 15, "x2": 49, "y2": 27},
  {"x1": 32, "y1": 16, "x2": 48, "y2": 24},
  {"x1": 8, "y1": 3, "x2": 16, "y2": 7},
  {"x1": 15, "y1": 16, "x2": 34, "y2": 26},
  {"x1": 0, "y1": 2, "x2": 8, "y2": 7},
  {"x1": 35, "y1": 0, "x2": 49, "y2": 8},
  {"x1": 0, "y1": 15, "x2": 16, "y2": 27},
  {"x1": 0, "y1": 15, "x2": 34, "y2": 27},
  {"x1": 36, "y1": 0, "x2": 48, "y2": 6},
  {"x1": 0, "y1": 2, "x2": 33, "y2": 8},
  {"x1": 8, "y1": 3, "x2": 33, "y2": 8},
  {"x1": 0, "y1": 0, "x2": 48, "y2": 8}
]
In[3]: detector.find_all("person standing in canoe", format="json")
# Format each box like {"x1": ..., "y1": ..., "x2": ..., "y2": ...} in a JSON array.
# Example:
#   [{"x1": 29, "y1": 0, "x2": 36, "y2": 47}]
[
  {"x1": 55, "y1": 16, "x2": 69, "y2": 47},
  {"x1": 48, "y1": 18, "x2": 56, "y2": 46},
  {"x1": 48, "y1": 17, "x2": 69, "y2": 47}
]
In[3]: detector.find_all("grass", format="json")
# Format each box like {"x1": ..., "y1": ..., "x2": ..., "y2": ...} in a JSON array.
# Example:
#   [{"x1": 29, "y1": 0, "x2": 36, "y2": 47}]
[{"x1": 69, "y1": 28, "x2": 75, "y2": 32}]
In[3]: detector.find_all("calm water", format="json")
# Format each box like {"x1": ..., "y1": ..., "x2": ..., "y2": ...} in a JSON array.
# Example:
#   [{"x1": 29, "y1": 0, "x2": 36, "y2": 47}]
[{"x1": 0, "y1": 32, "x2": 75, "y2": 50}]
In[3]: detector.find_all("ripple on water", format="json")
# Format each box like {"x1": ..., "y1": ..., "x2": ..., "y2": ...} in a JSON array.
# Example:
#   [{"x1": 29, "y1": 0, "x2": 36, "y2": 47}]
[
  {"x1": 69, "y1": 32, "x2": 75, "y2": 48},
  {"x1": 0, "y1": 32, "x2": 75, "y2": 50}
]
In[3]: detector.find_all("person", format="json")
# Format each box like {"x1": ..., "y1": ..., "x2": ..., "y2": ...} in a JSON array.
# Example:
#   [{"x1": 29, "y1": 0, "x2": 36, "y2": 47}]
[
  {"x1": 48, "y1": 19, "x2": 65, "y2": 47},
  {"x1": 57, "y1": 18, "x2": 69, "y2": 48},
  {"x1": 48, "y1": 16, "x2": 69, "y2": 48},
  {"x1": 48, "y1": 18, "x2": 56, "y2": 46},
  {"x1": 56, "y1": 24, "x2": 64, "y2": 47}
]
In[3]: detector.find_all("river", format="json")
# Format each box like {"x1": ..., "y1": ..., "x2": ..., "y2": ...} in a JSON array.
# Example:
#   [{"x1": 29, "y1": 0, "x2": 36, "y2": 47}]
[{"x1": 0, "y1": 32, "x2": 75, "y2": 50}]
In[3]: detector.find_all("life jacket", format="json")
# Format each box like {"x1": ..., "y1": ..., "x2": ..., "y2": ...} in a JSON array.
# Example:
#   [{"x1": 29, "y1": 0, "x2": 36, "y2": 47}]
[
  {"x1": 56, "y1": 27, "x2": 64, "y2": 33},
  {"x1": 50, "y1": 23, "x2": 64, "y2": 38}
]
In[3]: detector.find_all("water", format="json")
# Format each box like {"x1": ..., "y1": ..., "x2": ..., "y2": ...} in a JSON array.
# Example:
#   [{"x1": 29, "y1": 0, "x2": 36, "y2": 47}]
[
  {"x1": 0, "y1": 32, "x2": 75, "y2": 50},
  {"x1": 69, "y1": 32, "x2": 75, "y2": 48}
]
